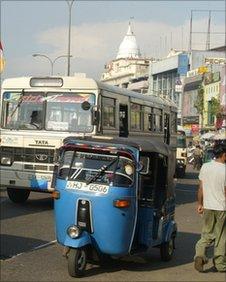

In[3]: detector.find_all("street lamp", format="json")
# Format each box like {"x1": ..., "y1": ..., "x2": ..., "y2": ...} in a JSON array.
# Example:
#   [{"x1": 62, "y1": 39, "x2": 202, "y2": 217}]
[
  {"x1": 32, "y1": 53, "x2": 72, "y2": 75},
  {"x1": 66, "y1": 0, "x2": 75, "y2": 76}
]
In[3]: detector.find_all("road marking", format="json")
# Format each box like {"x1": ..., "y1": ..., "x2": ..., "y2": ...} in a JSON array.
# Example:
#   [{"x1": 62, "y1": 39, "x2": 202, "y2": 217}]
[
  {"x1": 1, "y1": 240, "x2": 57, "y2": 261},
  {"x1": 33, "y1": 240, "x2": 57, "y2": 250}
]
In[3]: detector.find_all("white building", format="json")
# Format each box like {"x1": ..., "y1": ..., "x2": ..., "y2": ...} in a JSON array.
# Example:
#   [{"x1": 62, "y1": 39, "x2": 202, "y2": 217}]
[
  {"x1": 148, "y1": 48, "x2": 226, "y2": 124},
  {"x1": 101, "y1": 23, "x2": 153, "y2": 94}
]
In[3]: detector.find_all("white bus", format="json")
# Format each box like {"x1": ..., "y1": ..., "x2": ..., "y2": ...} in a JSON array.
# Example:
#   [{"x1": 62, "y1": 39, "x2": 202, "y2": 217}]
[{"x1": 0, "y1": 76, "x2": 177, "y2": 203}]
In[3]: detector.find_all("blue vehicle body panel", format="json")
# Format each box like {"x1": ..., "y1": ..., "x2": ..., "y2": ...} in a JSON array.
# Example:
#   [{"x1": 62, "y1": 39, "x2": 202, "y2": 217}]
[
  {"x1": 30, "y1": 177, "x2": 48, "y2": 190},
  {"x1": 54, "y1": 179, "x2": 137, "y2": 256},
  {"x1": 163, "y1": 220, "x2": 177, "y2": 242},
  {"x1": 137, "y1": 207, "x2": 154, "y2": 247},
  {"x1": 64, "y1": 231, "x2": 91, "y2": 248}
]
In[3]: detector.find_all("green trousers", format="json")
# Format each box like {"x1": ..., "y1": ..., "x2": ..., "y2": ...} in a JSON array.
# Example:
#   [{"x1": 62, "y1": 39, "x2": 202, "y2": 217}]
[{"x1": 195, "y1": 209, "x2": 226, "y2": 271}]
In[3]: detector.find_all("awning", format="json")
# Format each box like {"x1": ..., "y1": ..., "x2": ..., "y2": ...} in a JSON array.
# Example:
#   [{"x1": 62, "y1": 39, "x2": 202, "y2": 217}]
[
  {"x1": 200, "y1": 132, "x2": 215, "y2": 140},
  {"x1": 213, "y1": 131, "x2": 226, "y2": 140}
]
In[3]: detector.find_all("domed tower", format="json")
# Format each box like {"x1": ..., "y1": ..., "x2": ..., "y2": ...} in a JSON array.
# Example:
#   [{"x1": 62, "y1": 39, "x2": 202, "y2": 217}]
[
  {"x1": 101, "y1": 22, "x2": 151, "y2": 94},
  {"x1": 116, "y1": 22, "x2": 141, "y2": 59}
]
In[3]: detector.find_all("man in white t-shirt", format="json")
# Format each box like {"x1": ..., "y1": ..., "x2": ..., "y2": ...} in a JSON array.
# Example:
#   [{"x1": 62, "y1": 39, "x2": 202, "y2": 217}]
[{"x1": 194, "y1": 143, "x2": 226, "y2": 273}]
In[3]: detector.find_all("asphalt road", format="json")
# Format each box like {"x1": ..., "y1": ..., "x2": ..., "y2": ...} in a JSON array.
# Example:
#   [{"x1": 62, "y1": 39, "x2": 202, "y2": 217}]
[{"x1": 0, "y1": 165, "x2": 225, "y2": 281}]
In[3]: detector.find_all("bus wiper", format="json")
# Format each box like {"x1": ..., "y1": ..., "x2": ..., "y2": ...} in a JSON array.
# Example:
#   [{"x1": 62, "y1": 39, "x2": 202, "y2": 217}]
[
  {"x1": 9, "y1": 89, "x2": 25, "y2": 120},
  {"x1": 86, "y1": 155, "x2": 119, "y2": 185}
]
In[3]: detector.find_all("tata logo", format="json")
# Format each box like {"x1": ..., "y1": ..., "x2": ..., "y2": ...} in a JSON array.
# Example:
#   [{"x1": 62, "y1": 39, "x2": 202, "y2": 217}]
[
  {"x1": 35, "y1": 140, "x2": 48, "y2": 145},
  {"x1": 35, "y1": 154, "x2": 48, "y2": 161}
]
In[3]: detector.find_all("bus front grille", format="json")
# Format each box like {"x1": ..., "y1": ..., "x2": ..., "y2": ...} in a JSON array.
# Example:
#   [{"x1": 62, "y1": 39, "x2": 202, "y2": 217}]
[{"x1": 0, "y1": 146, "x2": 56, "y2": 164}]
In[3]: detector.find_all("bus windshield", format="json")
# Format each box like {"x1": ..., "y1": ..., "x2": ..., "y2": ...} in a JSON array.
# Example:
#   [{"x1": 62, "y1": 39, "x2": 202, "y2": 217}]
[
  {"x1": 59, "y1": 150, "x2": 135, "y2": 187},
  {"x1": 2, "y1": 91, "x2": 95, "y2": 132}
]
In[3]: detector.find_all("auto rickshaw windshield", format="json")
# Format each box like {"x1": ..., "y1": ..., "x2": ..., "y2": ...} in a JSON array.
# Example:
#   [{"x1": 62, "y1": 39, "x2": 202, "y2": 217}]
[{"x1": 58, "y1": 149, "x2": 135, "y2": 187}]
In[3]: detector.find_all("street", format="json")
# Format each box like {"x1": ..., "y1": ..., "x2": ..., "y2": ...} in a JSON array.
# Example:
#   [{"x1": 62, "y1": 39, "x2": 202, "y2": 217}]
[{"x1": 0, "y1": 165, "x2": 225, "y2": 281}]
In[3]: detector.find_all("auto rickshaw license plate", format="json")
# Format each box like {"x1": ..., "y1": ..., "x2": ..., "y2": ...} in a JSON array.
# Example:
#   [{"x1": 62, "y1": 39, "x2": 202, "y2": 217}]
[{"x1": 66, "y1": 181, "x2": 109, "y2": 194}]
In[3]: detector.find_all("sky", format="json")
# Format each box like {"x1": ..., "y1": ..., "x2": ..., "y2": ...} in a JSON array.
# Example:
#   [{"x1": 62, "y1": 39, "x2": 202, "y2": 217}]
[{"x1": 1, "y1": 0, "x2": 225, "y2": 80}]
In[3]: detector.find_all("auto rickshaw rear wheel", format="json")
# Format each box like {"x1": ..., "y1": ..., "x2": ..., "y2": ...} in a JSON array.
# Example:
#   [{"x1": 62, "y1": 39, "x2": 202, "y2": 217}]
[
  {"x1": 68, "y1": 247, "x2": 87, "y2": 277},
  {"x1": 7, "y1": 188, "x2": 30, "y2": 203},
  {"x1": 160, "y1": 238, "x2": 174, "y2": 261}
]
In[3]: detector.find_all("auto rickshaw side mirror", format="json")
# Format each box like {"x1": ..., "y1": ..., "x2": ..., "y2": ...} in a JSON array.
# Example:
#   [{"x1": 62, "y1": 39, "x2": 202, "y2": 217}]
[
  {"x1": 91, "y1": 106, "x2": 100, "y2": 126},
  {"x1": 136, "y1": 161, "x2": 144, "y2": 172},
  {"x1": 51, "y1": 163, "x2": 59, "y2": 189},
  {"x1": 139, "y1": 157, "x2": 150, "y2": 175}
]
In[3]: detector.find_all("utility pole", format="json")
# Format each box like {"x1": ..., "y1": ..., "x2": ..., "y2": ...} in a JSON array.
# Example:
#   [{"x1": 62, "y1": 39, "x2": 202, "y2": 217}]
[
  {"x1": 66, "y1": 0, "x2": 75, "y2": 76},
  {"x1": 189, "y1": 10, "x2": 193, "y2": 52},
  {"x1": 206, "y1": 10, "x2": 211, "y2": 50}
]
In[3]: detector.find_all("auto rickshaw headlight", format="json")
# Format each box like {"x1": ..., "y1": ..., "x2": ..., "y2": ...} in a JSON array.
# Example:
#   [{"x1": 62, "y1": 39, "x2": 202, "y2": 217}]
[
  {"x1": 67, "y1": 225, "x2": 81, "y2": 239},
  {"x1": 124, "y1": 164, "x2": 134, "y2": 176}
]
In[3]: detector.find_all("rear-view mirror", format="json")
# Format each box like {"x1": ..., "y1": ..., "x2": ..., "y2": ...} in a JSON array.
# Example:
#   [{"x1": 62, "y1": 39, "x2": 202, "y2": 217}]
[
  {"x1": 139, "y1": 156, "x2": 150, "y2": 175},
  {"x1": 91, "y1": 106, "x2": 100, "y2": 125},
  {"x1": 81, "y1": 101, "x2": 91, "y2": 111}
]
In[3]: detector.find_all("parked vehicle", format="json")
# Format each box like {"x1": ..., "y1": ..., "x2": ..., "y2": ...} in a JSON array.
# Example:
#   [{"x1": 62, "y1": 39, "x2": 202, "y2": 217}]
[
  {"x1": 175, "y1": 127, "x2": 187, "y2": 178},
  {"x1": 52, "y1": 136, "x2": 177, "y2": 277}
]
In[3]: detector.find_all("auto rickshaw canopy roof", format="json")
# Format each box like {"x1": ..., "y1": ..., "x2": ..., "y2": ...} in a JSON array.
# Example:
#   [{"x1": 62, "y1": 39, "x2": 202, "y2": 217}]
[{"x1": 63, "y1": 136, "x2": 172, "y2": 157}]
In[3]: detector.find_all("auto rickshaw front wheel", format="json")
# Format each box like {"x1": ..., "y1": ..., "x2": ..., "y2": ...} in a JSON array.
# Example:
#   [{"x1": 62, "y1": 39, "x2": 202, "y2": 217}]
[
  {"x1": 68, "y1": 247, "x2": 87, "y2": 277},
  {"x1": 7, "y1": 188, "x2": 30, "y2": 203},
  {"x1": 160, "y1": 238, "x2": 174, "y2": 261}
]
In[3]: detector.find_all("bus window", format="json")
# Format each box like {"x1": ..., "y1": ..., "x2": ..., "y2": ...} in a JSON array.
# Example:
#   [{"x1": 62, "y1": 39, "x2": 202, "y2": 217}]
[
  {"x1": 164, "y1": 113, "x2": 170, "y2": 144},
  {"x1": 131, "y1": 103, "x2": 142, "y2": 131},
  {"x1": 153, "y1": 108, "x2": 163, "y2": 132},
  {"x1": 2, "y1": 91, "x2": 44, "y2": 130},
  {"x1": 102, "y1": 97, "x2": 116, "y2": 128},
  {"x1": 46, "y1": 93, "x2": 94, "y2": 132},
  {"x1": 144, "y1": 106, "x2": 152, "y2": 132},
  {"x1": 171, "y1": 112, "x2": 177, "y2": 133},
  {"x1": 119, "y1": 104, "x2": 128, "y2": 137}
]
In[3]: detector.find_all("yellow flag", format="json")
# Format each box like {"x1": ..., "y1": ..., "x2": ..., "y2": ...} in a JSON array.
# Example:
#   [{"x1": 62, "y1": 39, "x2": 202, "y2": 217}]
[{"x1": 0, "y1": 41, "x2": 5, "y2": 73}]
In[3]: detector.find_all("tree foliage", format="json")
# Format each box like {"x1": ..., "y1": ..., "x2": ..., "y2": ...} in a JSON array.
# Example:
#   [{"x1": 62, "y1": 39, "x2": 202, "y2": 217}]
[
  {"x1": 209, "y1": 97, "x2": 221, "y2": 116},
  {"x1": 194, "y1": 86, "x2": 204, "y2": 114}
]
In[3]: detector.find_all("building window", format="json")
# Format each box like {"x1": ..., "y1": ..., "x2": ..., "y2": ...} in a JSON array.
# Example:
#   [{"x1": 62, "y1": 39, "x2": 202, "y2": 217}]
[
  {"x1": 208, "y1": 101, "x2": 215, "y2": 125},
  {"x1": 131, "y1": 103, "x2": 142, "y2": 130},
  {"x1": 102, "y1": 97, "x2": 116, "y2": 128}
]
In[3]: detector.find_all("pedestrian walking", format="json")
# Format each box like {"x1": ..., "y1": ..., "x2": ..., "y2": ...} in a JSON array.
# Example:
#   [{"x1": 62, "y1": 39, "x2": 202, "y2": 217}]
[
  {"x1": 194, "y1": 143, "x2": 226, "y2": 273},
  {"x1": 193, "y1": 145, "x2": 203, "y2": 170}
]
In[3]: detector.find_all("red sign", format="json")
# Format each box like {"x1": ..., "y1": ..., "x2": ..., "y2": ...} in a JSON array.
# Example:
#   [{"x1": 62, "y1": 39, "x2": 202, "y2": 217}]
[{"x1": 191, "y1": 124, "x2": 199, "y2": 134}]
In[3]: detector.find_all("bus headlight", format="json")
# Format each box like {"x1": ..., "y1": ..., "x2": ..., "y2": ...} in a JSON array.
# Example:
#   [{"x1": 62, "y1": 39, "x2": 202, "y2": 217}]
[
  {"x1": 1, "y1": 156, "x2": 13, "y2": 166},
  {"x1": 67, "y1": 225, "x2": 81, "y2": 239}
]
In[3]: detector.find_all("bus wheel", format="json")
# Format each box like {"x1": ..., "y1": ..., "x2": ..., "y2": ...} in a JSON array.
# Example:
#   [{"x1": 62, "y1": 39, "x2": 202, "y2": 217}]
[
  {"x1": 7, "y1": 188, "x2": 30, "y2": 203},
  {"x1": 68, "y1": 247, "x2": 87, "y2": 277},
  {"x1": 160, "y1": 238, "x2": 174, "y2": 261}
]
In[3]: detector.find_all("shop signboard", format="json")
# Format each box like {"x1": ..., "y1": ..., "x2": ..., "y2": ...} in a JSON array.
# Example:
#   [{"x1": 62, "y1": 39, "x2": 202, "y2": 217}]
[
  {"x1": 182, "y1": 116, "x2": 199, "y2": 124},
  {"x1": 178, "y1": 54, "x2": 189, "y2": 75},
  {"x1": 205, "y1": 57, "x2": 226, "y2": 65}
]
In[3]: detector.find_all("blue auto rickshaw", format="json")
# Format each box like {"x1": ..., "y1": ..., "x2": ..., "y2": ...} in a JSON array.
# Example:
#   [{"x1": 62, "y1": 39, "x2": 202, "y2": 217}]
[{"x1": 52, "y1": 137, "x2": 177, "y2": 277}]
